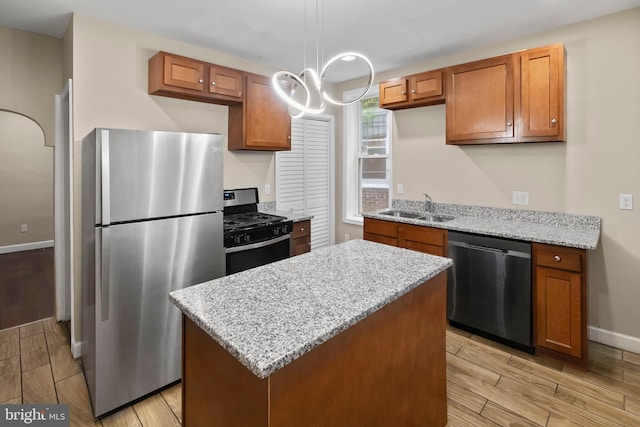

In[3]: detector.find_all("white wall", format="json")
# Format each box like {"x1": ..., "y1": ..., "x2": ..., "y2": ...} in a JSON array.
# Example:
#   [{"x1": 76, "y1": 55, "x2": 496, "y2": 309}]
[
  {"x1": 69, "y1": 14, "x2": 285, "y2": 342},
  {"x1": 0, "y1": 112, "x2": 53, "y2": 247},
  {"x1": 336, "y1": 8, "x2": 640, "y2": 340}
]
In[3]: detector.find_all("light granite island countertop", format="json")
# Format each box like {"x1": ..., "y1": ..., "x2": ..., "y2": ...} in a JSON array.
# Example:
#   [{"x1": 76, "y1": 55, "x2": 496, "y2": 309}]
[{"x1": 170, "y1": 239, "x2": 452, "y2": 427}]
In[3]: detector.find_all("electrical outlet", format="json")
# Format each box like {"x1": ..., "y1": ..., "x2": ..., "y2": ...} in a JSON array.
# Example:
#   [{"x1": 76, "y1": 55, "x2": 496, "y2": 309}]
[
  {"x1": 512, "y1": 191, "x2": 529, "y2": 206},
  {"x1": 345, "y1": 234, "x2": 350, "y2": 242},
  {"x1": 620, "y1": 193, "x2": 633, "y2": 210},
  {"x1": 264, "y1": 184, "x2": 271, "y2": 195},
  {"x1": 397, "y1": 184, "x2": 404, "y2": 194},
  {"x1": 20, "y1": 224, "x2": 28, "y2": 232}
]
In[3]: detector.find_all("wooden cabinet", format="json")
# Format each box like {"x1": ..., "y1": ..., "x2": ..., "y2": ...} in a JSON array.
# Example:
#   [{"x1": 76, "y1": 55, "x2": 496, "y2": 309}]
[
  {"x1": 228, "y1": 73, "x2": 291, "y2": 151},
  {"x1": 445, "y1": 54, "x2": 516, "y2": 144},
  {"x1": 379, "y1": 69, "x2": 445, "y2": 110},
  {"x1": 533, "y1": 243, "x2": 587, "y2": 367},
  {"x1": 445, "y1": 43, "x2": 565, "y2": 145},
  {"x1": 148, "y1": 51, "x2": 243, "y2": 105},
  {"x1": 363, "y1": 218, "x2": 398, "y2": 246},
  {"x1": 291, "y1": 220, "x2": 311, "y2": 256},
  {"x1": 208, "y1": 65, "x2": 243, "y2": 99},
  {"x1": 519, "y1": 44, "x2": 565, "y2": 142},
  {"x1": 398, "y1": 223, "x2": 447, "y2": 257},
  {"x1": 363, "y1": 218, "x2": 447, "y2": 256}
]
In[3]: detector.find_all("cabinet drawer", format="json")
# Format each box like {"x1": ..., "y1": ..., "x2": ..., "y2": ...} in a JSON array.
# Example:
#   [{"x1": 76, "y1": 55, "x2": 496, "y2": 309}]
[
  {"x1": 398, "y1": 224, "x2": 446, "y2": 247},
  {"x1": 292, "y1": 220, "x2": 311, "y2": 239},
  {"x1": 292, "y1": 235, "x2": 311, "y2": 256},
  {"x1": 364, "y1": 218, "x2": 398, "y2": 238},
  {"x1": 534, "y1": 244, "x2": 583, "y2": 273},
  {"x1": 403, "y1": 241, "x2": 445, "y2": 257},
  {"x1": 364, "y1": 233, "x2": 398, "y2": 247}
]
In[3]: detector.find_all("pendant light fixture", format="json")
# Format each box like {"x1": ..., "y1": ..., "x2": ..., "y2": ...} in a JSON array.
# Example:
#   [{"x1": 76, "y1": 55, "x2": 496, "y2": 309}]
[{"x1": 272, "y1": 0, "x2": 375, "y2": 118}]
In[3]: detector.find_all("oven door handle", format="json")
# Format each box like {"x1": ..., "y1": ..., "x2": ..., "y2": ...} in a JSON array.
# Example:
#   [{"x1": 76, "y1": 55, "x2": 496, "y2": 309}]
[{"x1": 225, "y1": 234, "x2": 291, "y2": 254}]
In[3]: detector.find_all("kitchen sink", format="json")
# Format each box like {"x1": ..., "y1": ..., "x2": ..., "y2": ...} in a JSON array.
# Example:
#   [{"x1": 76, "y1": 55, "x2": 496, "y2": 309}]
[
  {"x1": 425, "y1": 214, "x2": 455, "y2": 223},
  {"x1": 378, "y1": 210, "x2": 455, "y2": 223},
  {"x1": 379, "y1": 210, "x2": 426, "y2": 219}
]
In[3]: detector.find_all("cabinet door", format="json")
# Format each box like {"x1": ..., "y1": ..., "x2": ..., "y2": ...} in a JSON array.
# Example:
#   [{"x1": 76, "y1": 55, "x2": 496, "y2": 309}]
[
  {"x1": 520, "y1": 44, "x2": 565, "y2": 141},
  {"x1": 379, "y1": 79, "x2": 408, "y2": 106},
  {"x1": 209, "y1": 65, "x2": 243, "y2": 99},
  {"x1": 410, "y1": 70, "x2": 443, "y2": 101},
  {"x1": 244, "y1": 74, "x2": 291, "y2": 150},
  {"x1": 398, "y1": 224, "x2": 447, "y2": 256},
  {"x1": 163, "y1": 54, "x2": 204, "y2": 91},
  {"x1": 446, "y1": 55, "x2": 515, "y2": 144},
  {"x1": 535, "y1": 266, "x2": 582, "y2": 358}
]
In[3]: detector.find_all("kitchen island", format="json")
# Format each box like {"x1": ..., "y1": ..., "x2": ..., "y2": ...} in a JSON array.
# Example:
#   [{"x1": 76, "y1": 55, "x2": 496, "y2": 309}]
[{"x1": 169, "y1": 239, "x2": 452, "y2": 427}]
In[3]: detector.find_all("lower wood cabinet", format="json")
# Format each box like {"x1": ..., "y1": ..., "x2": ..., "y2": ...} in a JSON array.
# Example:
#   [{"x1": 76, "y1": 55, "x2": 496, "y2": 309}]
[
  {"x1": 363, "y1": 218, "x2": 447, "y2": 257},
  {"x1": 533, "y1": 243, "x2": 587, "y2": 367},
  {"x1": 291, "y1": 220, "x2": 311, "y2": 256}
]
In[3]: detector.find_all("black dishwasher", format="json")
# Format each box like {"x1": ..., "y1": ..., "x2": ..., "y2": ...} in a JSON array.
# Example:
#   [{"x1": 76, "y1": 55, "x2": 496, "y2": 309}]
[{"x1": 447, "y1": 231, "x2": 533, "y2": 352}]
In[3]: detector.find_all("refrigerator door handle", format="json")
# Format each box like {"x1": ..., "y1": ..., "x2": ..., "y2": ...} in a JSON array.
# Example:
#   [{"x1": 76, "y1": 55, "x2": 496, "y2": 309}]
[
  {"x1": 101, "y1": 129, "x2": 111, "y2": 225},
  {"x1": 101, "y1": 227, "x2": 110, "y2": 321}
]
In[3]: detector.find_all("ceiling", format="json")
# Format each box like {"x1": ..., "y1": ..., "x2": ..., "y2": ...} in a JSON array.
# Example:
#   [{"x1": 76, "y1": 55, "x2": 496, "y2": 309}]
[{"x1": 2, "y1": 0, "x2": 640, "y2": 82}]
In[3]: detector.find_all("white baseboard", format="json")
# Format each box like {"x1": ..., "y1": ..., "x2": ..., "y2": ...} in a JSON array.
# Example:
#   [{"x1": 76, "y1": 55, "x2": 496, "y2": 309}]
[
  {"x1": 72, "y1": 337, "x2": 82, "y2": 360},
  {"x1": 588, "y1": 326, "x2": 640, "y2": 354},
  {"x1": 0, "y1": 240, "x2": 54, "y2": 254}
]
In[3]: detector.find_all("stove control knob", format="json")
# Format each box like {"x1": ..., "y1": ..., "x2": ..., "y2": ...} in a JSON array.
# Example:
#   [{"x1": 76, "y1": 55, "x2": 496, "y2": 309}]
[
  {"x1": 234, "y1": 235, "x2": 242, "y2": 244},
  {"x1": 274, "y1": 227, "x2": 280, "y2": 236},
  {"x1": 244, "y1": 234, "x2": 250, "y2": 242}
]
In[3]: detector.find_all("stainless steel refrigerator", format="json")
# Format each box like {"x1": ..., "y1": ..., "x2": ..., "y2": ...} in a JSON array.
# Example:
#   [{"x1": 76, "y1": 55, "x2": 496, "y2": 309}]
[{"x1": 81, "y1": 128, "x2": 225, "y2": 417}]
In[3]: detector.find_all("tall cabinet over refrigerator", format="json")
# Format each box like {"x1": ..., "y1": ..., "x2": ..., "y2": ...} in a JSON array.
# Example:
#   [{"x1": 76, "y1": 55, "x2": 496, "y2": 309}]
[{"x1": 81, "y1": 128, "x2": 225, "y2": 416}]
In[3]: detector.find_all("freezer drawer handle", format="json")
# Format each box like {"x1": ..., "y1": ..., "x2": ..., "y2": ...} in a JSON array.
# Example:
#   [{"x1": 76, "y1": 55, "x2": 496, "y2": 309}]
[{"x1": 101, "y1": 227, "x2": 110, "y2": 321}]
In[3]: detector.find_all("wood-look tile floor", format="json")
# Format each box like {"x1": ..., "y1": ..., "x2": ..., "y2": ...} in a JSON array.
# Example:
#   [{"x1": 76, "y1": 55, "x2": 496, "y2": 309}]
[{"x1": 2, "y1": 318, "x2": 639, "y2": 426}]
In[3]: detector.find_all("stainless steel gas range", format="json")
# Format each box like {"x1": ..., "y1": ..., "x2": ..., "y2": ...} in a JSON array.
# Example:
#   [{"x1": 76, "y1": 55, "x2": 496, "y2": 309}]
[{"x1": 223, "y1": 188, "x2": 293, "y2": 274}]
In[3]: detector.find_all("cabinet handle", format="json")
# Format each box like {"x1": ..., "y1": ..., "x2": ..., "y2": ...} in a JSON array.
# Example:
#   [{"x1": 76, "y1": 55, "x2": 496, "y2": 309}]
[
  {"x1": 401, "y1": 91, "x2": 406, "y2": 94},
  {"x1": 211, "y1": 81, "x2": 216, "y2": 86},
  {"x1": 198, "y1": 79, "x2": 204, "y2": 83},
  {"x1": 554, "y1": 255, "x2": 561, "y2": 262},
  {"x1": 551, "y1": 118, "x2": 557, "y2": 124},
  {"x1": 507, "y1": 122, "x2": 513, "y2": 127},
  {"x1": 287, "y1": 135, "x2": 291, "y2": 140},
  {"x1": 411, "y1": 89, "x2": 416, "y2": 93},
  {"x1": 300, "y1": 227, "x2": 305, "y2": 232}
]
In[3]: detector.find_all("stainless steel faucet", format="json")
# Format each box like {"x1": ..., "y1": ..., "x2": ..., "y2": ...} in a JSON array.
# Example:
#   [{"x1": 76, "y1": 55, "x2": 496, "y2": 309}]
[{"x1": 423, "y1": 193, "x2": 432, "y2": 213}]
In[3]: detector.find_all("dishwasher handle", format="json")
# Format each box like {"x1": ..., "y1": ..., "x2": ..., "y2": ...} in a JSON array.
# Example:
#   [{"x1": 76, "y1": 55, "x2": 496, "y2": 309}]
[{"x1": 449, "y1": 239, "x2": 531, "y2": 259}]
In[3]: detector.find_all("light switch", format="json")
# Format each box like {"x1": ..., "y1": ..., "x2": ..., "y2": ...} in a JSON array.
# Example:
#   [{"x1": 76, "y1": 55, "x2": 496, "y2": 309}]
[
  {"x1": 265, "y1": 184, "x2": 271, "y2": 195},
  {"x1": 512, "y1": 191, "x2": 529, "y2": 206},
  {"x1": 620, "y1": 194, "x2": 633, "y2": 210},
  {"x1": 397, "y1": 184, "x2": 404, "y2": 194}
]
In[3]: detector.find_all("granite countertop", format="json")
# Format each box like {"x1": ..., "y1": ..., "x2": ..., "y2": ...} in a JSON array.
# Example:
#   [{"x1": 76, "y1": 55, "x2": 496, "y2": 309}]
[
  {"x1": 363, "y1": 200, "x2": 601, "y2": 250},
  {"x1": 257, "y1": 201, "x2": 313, "y2": 222},
  {"x1": 169, "y1": 239, "x2": 452, "y2": 379}
]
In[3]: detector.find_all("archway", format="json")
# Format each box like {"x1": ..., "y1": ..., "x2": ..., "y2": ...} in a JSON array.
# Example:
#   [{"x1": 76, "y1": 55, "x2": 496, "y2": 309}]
[{"x1": 0, "y1": 110, "x2": 54, "y2": 329}]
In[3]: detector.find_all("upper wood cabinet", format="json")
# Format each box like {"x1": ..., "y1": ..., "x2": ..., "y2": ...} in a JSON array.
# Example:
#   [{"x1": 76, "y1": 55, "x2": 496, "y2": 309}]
[
  {"x1": 519, "y1": 44, "x2": 565, "y2": 142},
  {"x1": 228, "y1": 73, "x2": 291, "y2": 151},
  {"x1": 445, "y1": 43, "x2": 565, "y2": 145},
  {"x1": 380, "y1": 69, "x2": 445, "y2": 110},
  {"x1": 208, "y1": 65, "x2": 243, "y2": 99},
  {"x1": 149, "y1": 51, "x2": 243, "y2": 105},
  {"x1": 445, "y1": 55, "x2": 516, "y2": 144}
]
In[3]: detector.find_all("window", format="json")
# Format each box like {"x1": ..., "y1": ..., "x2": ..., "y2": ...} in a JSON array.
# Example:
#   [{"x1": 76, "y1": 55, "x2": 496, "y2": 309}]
[{"x1": 343, "y1": 88, "x2": 393, "y2": 224}]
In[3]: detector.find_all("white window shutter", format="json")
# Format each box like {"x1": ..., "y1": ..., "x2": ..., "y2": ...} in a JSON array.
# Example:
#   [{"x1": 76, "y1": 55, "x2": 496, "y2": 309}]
[{"x1": 276, "y1": 117, "x2": 332, "y2": 250}]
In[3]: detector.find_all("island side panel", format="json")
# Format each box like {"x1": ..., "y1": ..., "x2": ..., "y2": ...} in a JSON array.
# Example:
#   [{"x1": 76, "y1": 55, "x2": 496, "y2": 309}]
[
  {"x1": 269, "y1": 271, "x2": 448, "y2": 427},
  {"x1": 182, "y1": 316, "x2": 268, "y2": 427}
]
